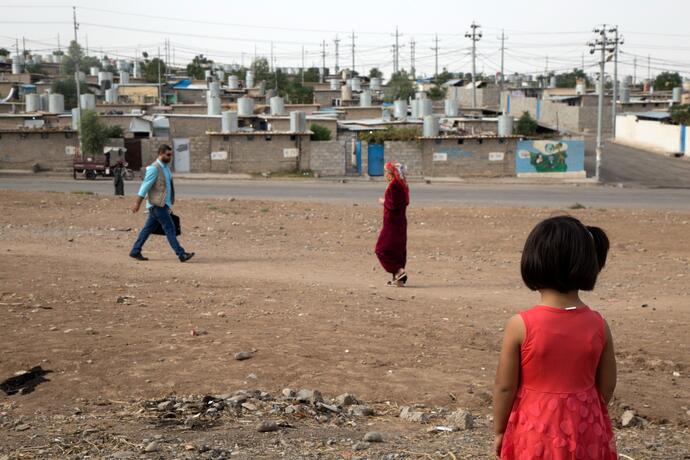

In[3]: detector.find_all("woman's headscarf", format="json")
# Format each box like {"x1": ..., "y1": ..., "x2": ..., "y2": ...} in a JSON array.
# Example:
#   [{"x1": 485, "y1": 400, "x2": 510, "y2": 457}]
[{"x1": 385, "y1": 161, "x2": 410, "y2": 205}]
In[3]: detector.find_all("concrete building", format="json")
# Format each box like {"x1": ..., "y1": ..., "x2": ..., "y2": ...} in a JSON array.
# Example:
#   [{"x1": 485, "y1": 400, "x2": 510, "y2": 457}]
[{"x1": 0, "y1": 128, "x2": 78, "y2": 171}]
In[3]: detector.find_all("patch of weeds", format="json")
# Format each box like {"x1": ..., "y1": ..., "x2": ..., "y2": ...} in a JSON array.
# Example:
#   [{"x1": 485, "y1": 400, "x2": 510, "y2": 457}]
[
  {"x1": 71, "y1": 190, "x2": 94, "y2": 195},
  {"x1": 207, "y1": 204, "x2": 228, "y2": 214},
  {"x1": 260, "y1": 207, "x2": 270, "y2": 213},
  {"x1": 568, "y1": 203, "x2": 586, "y2": 210}
]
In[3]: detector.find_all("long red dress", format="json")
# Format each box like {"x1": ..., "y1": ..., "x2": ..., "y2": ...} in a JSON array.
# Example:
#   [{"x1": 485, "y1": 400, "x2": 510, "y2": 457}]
[
  {"x1": 501, "y1": 305, "x2": 617, "y2": 460},
  {"x1": 375, "y1": 179, "x2": 408, "y2": 274}
]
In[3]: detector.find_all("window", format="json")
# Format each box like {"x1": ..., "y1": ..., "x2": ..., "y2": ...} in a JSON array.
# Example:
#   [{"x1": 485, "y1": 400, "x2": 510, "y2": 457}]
[
  {"x1": 223, "y1": 135, "x2": 229, "y2": 141},
  {"x1": 457, "y1": 139, "x2": 464, "y2": 145},
  {"x1": 477, "y1": 138, "x2": 483, "y2": 144},
  {"x1": 435, "y1": 139, "x2": 442, "y2": 145},
  {"x1": 41, "y1": 132, "x2": 49, "y2": 139},
  {"x1": 265, "y1": 135, "x2": 272, "y2": 141},
  {"x1": 65, "y1": 132, "x2": 74, "y2": 139},
  {"x1": 247, "y1": 135, "x2": 254, "y2": 141},
  {"x1": 290, "y1": 135, "x2": 297, "y2": 141}
]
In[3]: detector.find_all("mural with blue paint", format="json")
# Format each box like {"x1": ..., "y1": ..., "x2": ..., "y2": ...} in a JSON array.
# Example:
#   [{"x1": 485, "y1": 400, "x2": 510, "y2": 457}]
[{"x1": 516, "y1": 140, "x2": 585, "y2": 173}]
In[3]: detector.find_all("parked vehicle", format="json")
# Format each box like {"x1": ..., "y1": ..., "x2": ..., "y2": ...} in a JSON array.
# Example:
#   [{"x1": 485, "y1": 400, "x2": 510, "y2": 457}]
[{"x1": 73, "y1": 146, "x2": 134, "y2": 180}]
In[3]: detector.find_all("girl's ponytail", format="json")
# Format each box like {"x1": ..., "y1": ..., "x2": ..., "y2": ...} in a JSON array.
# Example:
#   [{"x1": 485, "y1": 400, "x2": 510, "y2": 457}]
[{"x1": 587, "y1": 226, "x2": 610, "y2": 271}]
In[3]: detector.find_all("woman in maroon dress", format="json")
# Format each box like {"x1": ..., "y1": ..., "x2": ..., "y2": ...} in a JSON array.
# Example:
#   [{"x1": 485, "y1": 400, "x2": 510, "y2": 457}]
[{"x1": 375, "y1": 162, "x2": 409, "y2": 287}]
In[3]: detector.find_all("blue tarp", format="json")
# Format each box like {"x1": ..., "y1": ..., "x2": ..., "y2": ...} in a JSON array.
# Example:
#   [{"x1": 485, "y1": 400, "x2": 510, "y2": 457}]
[{"x1": 172, "y1": 79, "x2": 192, "y2": 89}]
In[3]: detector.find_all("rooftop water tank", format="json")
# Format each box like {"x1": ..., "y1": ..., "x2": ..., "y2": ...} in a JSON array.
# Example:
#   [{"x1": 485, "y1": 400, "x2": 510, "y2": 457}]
[
  {"x1": 71, "y1": 108, "x2": 80, "y2": 130},
  {"x1": 330, "y1": 79, "x2": 340, "y2": 90},
  {"x1": 423, "y1": 115, "x2": 439, "y2": 137},
  {"x1": 393, "y1": 100, "x2": 407, "y2": 119},
  {"x1": 132, "y1": 62, "x2": 140, "y2": 78},
  {"x1": 207, "y1": 92, "x2": 221, "y2": 115},
  {"x1": 237, "y1": 96, "x2": 255, "y2": 116},
  {"x1": 105, "y1": 88, "x2": 118, "y2": 103},
  {"x1": 98, "y1": 71, "x2": 113, "y2": 87},
  {"x1": 120, "y1": 72, "x2": 130, "y2": 85},
  {"x1": 209, "y1": 81, "x2": 221, "y2": 97},
  {"x1": 25, "y1": 94, "x2": 40, "y2": 112},
  {"x1": 410, "y1": 99, "x2": 420, "y2": 119},
  {"x1": 48, "y1": 93, "x2": 65, "y2": 113},
  {"x1": 498, "y1": 114, "x2": 514, "y2": 136},
  {"x1": 444, "y1": 99, "x2": 458, "y2": 117},
  {"x1": 370, "y1": 77, "x2": 382, "y2": 91},
  {"x1": 270, "y1": 96, "x2": 285, "y2": 116},
  {"x1": 39, "y1": 93, "x2": 50, "y2": 111},
  {"x1": 620, "y1": 85, "x2": 631, "y2": 103},
  {"x1": 341, "y1": 84, "x2": 352, "y2": 101},
  {"x1": 204, "y1": 70, "x2": 213, "y2": 81},
  {"x1": 228, "y1": 75, "x2": 239, "y2": 89},
  {"x1": 221, "y1": 110, "x2": 238, "y2": 133},
  {"x1": 359, "y1": 90, "x2": 372, "y2": 107},
  {"x1": 289, "y1": 111, "x2": 306, "y2": 132},
  {"x1": 80, "y1": 94, "x2": 96, "y2": 110},
  {"x1": 350, "y1": 77, "x2": 361, "y2": 91},
  {"x1": 245, "y1": 71, "x2": 255, "y2": 88},
  {"x1": 419, "y1": 99, "x2": 433, "y2": 118},
  {"x1": 216, "y1": 70, "x2": 225, "y2": 83}
]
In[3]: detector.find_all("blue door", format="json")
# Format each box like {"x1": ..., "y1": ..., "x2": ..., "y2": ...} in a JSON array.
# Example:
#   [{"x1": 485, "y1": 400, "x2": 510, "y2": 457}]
[
  {"x1": 355, "y1": 140, "x2": 362, "y2": 174},
  {"x1": 367, "y1": 143, "x2": 384, "y2": 176}
]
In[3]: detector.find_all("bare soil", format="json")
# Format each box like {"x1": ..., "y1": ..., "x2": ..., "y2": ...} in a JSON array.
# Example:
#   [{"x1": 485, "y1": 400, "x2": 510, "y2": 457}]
[{"x1": 0, "y1": 190, "x2": 688, "y2": 459}]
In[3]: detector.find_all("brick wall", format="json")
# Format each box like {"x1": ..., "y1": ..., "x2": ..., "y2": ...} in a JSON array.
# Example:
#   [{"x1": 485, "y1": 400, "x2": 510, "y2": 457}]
[
  {"x1": 383, "y1": 141, "x2": 423, "y2": 177},
  {"x1": 309, "y1": 140, "x2": 347, "y2": 176},
  {"x1": 169, "y1": 116, "x2": 222, "y2": 138},
  {"x1": 341, "y1": 106, "x2": 383, "y2": 120},
  {"x1": 0, "y1": 131, "x2": 78, "y2": 171},
  {"x1": 206, "y1": 134, "x2": 311, "y2": 174},
  {"x1": 421, "y1": 137, "x2": 517, "y2": 177}
]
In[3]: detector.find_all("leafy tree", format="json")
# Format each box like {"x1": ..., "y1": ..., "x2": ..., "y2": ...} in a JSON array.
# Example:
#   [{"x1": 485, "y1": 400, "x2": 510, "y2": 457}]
[
  {"x1": 60, "y1": 40, "x2": 103, "y2": 75},
  {"x1": 669, "y1": 104, "x2": 690, "y2": 126},
  {"x1": 427, "y1": 84, "x2": 445, "y2": 101},
  {"x1": 556, "y1": 69, "x2": 589, "y2": 88},
  {"x1": 368, "y1": 67, "x2": 383, "y2": 79},
  {"x1": 51, "y1": 79, "x2": 91, "y2": 110},
  {"x1": 435, "y1": 68, "x2": 454, "y2": 85},
  {"x1": 516, "y1": 111, "x2": 538, "y2": 137},
  {"x1": 79, "y1": 110, "x2": 111, "y2": 155},
  {"x1": 302, "y1": 67, "x2": 320, "y2": 82},
  {"x1": 383, "y1": 70, "x2": 415, "y2": 102},
  {"x1": 654, "y1": 71, "x2": 682, "y2": 91},
  {"x1": 186, "y1": 54, "x2": 213, "y2": 80},
  {"x1": 0, "y1": 48, "x2": 9, "y2": 57},
  {"x1": 310, "y1": 124, "x2": 332, "y2": 141},
  {"x1": 284, "y1": 80, "x2": 313, "y2": 104},
  {"x1": 52, "y1": 50, "x2": 64, "y2": 56},
  {"x1": 140, "y1": 57, "x2": 166, "y2": 83},
  {"x1": 25, "y1": 62, "x2": 44, "y2": 74},
  {"x1": 105, "y1": 125, "x2": 124, "y2": 138},
  {"x1": 251, "y1": 57, "x2": 272, "y2": 83}
]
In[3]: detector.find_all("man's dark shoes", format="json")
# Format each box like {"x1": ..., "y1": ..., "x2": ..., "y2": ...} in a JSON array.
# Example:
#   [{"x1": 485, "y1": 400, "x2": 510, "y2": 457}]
[
  {"x1": 179, "y1": 252, "x2": 195, "y2": 263},
  {"x1": 130, "y1": 253, "x2": 149, "y2": 261}
]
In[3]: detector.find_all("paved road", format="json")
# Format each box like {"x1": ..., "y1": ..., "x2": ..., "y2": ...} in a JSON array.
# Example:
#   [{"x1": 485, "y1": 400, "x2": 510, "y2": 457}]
[
  {"x1": 2, "y1": 176, "x2": 689, "y2": 210},
  {"x1": 585, "y1": 139, "x2": 690, "y2": 189}
]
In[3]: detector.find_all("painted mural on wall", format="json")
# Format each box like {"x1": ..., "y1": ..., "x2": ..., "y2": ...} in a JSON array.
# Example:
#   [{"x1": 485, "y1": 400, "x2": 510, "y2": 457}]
[{"x1": 516, "y1": 140, "x2": 584, "y2": 173}]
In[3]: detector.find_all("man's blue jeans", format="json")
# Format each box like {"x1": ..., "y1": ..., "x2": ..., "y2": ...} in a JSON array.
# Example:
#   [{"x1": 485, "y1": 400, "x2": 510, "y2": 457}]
[{"x1": 130, "y1": 205, "x2": 185, "y2": 257}]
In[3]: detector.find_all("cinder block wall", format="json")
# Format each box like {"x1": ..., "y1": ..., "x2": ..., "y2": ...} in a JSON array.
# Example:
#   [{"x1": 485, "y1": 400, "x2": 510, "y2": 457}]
[
  {"x1": 0, "y1": 131, "x2": 78, "y2": 171},
  {"x1": 169, "y1": 116, "x2": 222, "y2": 138},
  {"x1": 421, "y1": 137, "x2": 517, "y2": 177},
  {"x1": 309, "y1": 140, "x2": 347, "y2": 176},
  {"x1": 383, "y1": 141, "x2": 423, "y2": 177},
  {"x1": 206, "y1": 134, "x2": 310, "y2": 174}
]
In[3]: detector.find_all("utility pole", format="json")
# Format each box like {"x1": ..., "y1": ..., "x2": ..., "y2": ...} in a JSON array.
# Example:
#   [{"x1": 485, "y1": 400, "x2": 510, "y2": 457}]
[
  {"x1": 85, "y1": 34, "x2": 88, "y2": 55},
  {"x1": 392, "y1": 26, "x2": 402, "y2": 74},
  {"x1": 320, "y1": 40, "x2": 327, "y2": 83},
  {"x1": 498, "y1": 30, "x2": 507, "y2": 89},
  {"x1": 72, "y1": 7, "x2": 82, "y2": 156},
  {"x1": 609, "y1": 25, "x2": 623, "y2": 138},
  {"x1": 57, "y1": 34, "x2": 61, "y2": 52},
  {"x1": 582, "y1": 53, "x2": 585, "y2": 71},
  {"x1": 270, "y1": 41, "x2": 274, "y2": 73},
  {"x1": 157, "y1": 46, "x2": 162, "y2": 106},
  {"x1": 588, "y1": 25, "x2": 615, "y2": 182},
  {"x1": 465, "y1": 22, "x2": 482, "y2": 108},
  {"x1": 431, "y1": 34, "x2": 439, "y2": 79},
  {"x1": 333, "y1": 35, "x2": 340, "y2": 74},
  {"x1": 633, "y1": 56, "x2": 637, "y2": 87},
  {"x1": 301, "y1": 46, "x2": 305, "y2": 85},
  {"x1": 647, "y1": 54, "x2": 651, "y2": 82},
  {"x1": 350, "y1": 31, "x2": 356, "y2": 74},
  {"x1": 22, "y1": 37, "x2": 25, "y2": 57},
  {"x1": 410, "y1": 38, "x2": 416, "y2": 79}
]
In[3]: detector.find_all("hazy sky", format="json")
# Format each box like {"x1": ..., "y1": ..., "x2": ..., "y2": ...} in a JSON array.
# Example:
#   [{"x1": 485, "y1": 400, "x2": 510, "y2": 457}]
[{"x1": 1, "y1": 0, "x2": 689, "y2": 81}]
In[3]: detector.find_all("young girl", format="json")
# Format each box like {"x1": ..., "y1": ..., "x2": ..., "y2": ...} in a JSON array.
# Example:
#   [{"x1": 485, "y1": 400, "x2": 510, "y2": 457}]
[{"x1": 493, "y1": 216, "x2": 617, "y2": 460}]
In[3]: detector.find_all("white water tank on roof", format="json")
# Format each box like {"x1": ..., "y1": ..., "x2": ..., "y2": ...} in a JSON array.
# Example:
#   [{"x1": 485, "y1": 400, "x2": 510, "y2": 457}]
[
  {"x1": 423, "y1": 115, "x2": 439, "y2": 137},
  {"x1": 350, "y1": 77, "x2": 361, "y2": 91},
  {"x1": 120, "y1": 72, "x2": 130, "y2": 84},
  {"x1": 620, "y1": 85, "x2": 630, "y2": 103},
  {"x1": 330, "y1": 79, "x2": 340, "y2": 90},
  {"x1": 270, "y1": 96, "x2": 285, "y2": 116},
  {"x1": 415, "y1": 91, "x2": 427, "y2": 100},
  {"x1": 71, "y1": 108, "x2": 80, "y2": 130},
  {"x1": 394, "y1": 100, "x2": 407, "y2": 119},
  {"x1": 419, "y1": 99, "x2": 433, "y2": 118},
  {"x1": 25, "y1": 94, "x2": 40, "y2": 112},
  {"x1": 498, "y1": 114, "x2": 514, "y2": 136},
  {"x1": 289, "y1": 111, "x2": 306, "y2": 132},
  {"x1": 209, "y1": 81, "x2": 221, "y2": 97},
  {"x1": 370, "y1": 77, "x2": 382, "y2": 91},
  {"x1": 549, "y1": 76, "x2": 557, "y2": 88},
  {"x1": 48, "y1": 93, "x2": 65, "y2": 113},
  {"x1": 410, "y1": 99, "x2": 420, "y2": 119},
  {"x1": 90, "y1": 67, "x2": 99, "y2": 77},
  {"x1": 360, "y1": 90, "x2": 372, "y2": 107},
  {"x1": 444, "y1": 99, "x2": 458, "y2": 117},
  {"x1": 341, "y1": 84, "x2": 352, "y2": 101},
  {"x1": 221, "y1": 110, "x2": 238, "y2": 133},
  {"x1": 40, "y1": 93, "x2": 50, "y2": 111},
  {"x1": 132, "y1": 62, "x2": 140, "y2": 78},
  {"x1": 237, "y1": 96, "x2": 255, "y2": 116},
  {"x1": 204, "y1": 69, "x2": 213, "y2": 81},
  {"x1": 105, "y1": 88, "x2": 118, "y2": 103},
  {"x1": 245, "y1": 71, "x2": 254, "y2": 88},
  {"x1": 207, "y1": 92, "x2": 221, "y2": 115},
  {"x1": 216, "y1": 70, "x2": 225, "y2": 83},
  {"x1": 80, "y1": 94, "x2": 96, "y2": 110},
  {"x1": 117, "y1": 60, "x2": 128, "y2": 71},
  {"x1": 98, "y1": 71, "x2": 113, "y2": 87},
  {"x1": 228, "y1": 75, "x2": 239, "y2": 89}
]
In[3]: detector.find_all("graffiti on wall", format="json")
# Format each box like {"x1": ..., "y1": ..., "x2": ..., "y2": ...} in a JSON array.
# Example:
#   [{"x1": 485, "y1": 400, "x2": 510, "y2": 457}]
[{"x1": 516, "y1": 140, "x2": 584, "y2": 173}]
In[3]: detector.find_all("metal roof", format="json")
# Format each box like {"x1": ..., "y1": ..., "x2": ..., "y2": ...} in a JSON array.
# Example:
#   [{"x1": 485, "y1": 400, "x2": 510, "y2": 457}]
[{"x1": 633, "y1": 111, "x2": 671, "y2": 120}]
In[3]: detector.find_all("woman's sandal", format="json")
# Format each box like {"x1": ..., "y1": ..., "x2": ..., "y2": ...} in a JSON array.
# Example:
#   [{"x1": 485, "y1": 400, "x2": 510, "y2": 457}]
[{"x1": 394, "y1": 271, "x2": 408, "y2": 285}]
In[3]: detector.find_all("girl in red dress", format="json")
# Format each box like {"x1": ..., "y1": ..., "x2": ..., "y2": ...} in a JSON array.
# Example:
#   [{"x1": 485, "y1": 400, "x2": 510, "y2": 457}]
[
  {"x1": 493, "y1": 216, "x2": 617, "y2": 460},
  {"x1": 375, "y1": 162, "x2": 409, "y2": 287}
]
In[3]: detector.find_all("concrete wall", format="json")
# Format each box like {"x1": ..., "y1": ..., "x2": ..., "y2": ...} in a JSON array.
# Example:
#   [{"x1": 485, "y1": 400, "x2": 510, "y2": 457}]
[
  {"x1": 0, "y1": 102, "x2": 23, "y2": 114},
  {"x1": 168, "y1": 104, "x2": 207, "y2": 115},
  {"x1": 0, "y1": 130, "x2": 78, "y2": 171},
  {"x1": 265, "y1": 117, "x2": 338, "y2": 138},
  {"x1": 383, "y1": 141, "x2": 423, "y2": 177},
  {"x1": 100, "y1": 115, "x2": 138, "y2": 132},
  {"x1": 615, "y1": 114, "x2": 686, "y2": 155},
  {"x1": 207, "y1": 134, "x2": 311, "y2": 173},
  {"x1": 175, "y1": 89, "x2": 206, "y2": 104},
  {"x1": 95, "y1": 104, "x2": 150, "y2": 114},
  {"x1": 313, "y1": 90, "x2": 339, "y2": 107},
  {"x1": 169, "y1": 115, "x2": 222, "y2": 138},
  {"x1": 309, "y1": 140, "x2": 348, "y2": 176},
  {"x1": 420, "y1": 137, "x2": 517, "y2": 177},
  {"x1": 448, "y1": 87, "x2": 501, "y2": 110},
  {"x1": 284, "y1": 104, "x2": 321, "y2": 114}
]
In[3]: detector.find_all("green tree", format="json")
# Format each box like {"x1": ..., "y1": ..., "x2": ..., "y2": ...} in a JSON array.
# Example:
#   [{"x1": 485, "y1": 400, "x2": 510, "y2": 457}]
[
  {"x1": 251, "y1": 57, "x2": 272, "y2": 83},
  {"x1": 302, "y1": 67, "x2": 320, "y2": 82},
  {"x1": 0, "y1": 48, "x2": 9, "y2": 57},
  {"x1": 140, "y1": 58, "x2": 166, "y2": 83},
  {"x1": 383, "y1": 70, "x2": 415, "y2": 102},
  {"x1": 51, "y1": 79, "x2": 91, "y2": 110},
  {"x1": 310, "y1": 124, "x2": 332, "y2": 141},
  {"x1": 60, "y1": 40, "x2": 103, "y2": 75},
  {"x1": 555, "y1": 69, "x2": 589, "y2": 88},
  {"x1": 435, "y1": 68, "x2": 454, "y2": 85},
  {"x1": 427, "y1": 84, "x2": 445, "y2": 101},
  {"x1": 186, "y1": 54, "x2": 212, "y2": 80},
  {"x1": 516, "y1": 111, "x2": 538, "y2": 137},
  {"x1": 52, "y1": 50, "x2": 64, "y2": 56},
  {"x1": 79, "y1": 110, "x2": 110, "y2": 155},
  {"x1": 284, "y1": 80, "x2": 313, "y2": 103},
  {"x1": 669, "y1": 104, "x2": 690, "y2": 126},
  {"x1": 368, "y1": 67, "x2": 383, "y2": 79},
  {"x1": 654, "y1": 72, "x2": 682, "y2": 91}
]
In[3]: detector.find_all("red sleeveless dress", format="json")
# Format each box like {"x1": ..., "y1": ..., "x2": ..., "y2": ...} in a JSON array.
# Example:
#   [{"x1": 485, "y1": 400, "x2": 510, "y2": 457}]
[{"x1": 501, "y1": 305, "x2": 617, "y2": 460}]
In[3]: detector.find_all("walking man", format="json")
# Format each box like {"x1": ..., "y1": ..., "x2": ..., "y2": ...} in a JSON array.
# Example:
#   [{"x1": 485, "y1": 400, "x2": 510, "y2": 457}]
[{"x1": 129, "y1": 144, "x2": 195, "y2": 262}]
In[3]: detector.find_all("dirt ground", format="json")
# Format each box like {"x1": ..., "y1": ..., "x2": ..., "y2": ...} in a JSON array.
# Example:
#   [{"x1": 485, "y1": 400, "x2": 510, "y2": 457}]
[{"x1": 0, "y1": 189, "x2": 688, "y2": 459}]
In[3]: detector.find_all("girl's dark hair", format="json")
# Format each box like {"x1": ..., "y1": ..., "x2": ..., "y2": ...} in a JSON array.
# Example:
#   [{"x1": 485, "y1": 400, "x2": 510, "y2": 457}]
[{"x1": 521, "y1": 216, "x2": 609, "y2": 293}]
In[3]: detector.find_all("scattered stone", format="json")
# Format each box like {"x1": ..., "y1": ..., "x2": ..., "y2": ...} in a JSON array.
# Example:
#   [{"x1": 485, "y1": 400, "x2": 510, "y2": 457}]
[
  {"x1": 281, "y1": 388, "x2": 296, "y2": 398},
  {"x1": 295, "y1": 388, "x2": 323, "y2": 404},
  {"x1": 317, "y1": 402, "x2": 340, "y2": 413},
  {"x1": 621, "y1": 410, "x2": 639, "y2": 427},
  {"x1": 349, "y1": 405, "x2": 374, "y2": 417},
  {"x1": 144, "y1": 441, "x2": 158, "y2": 452},
  {"x1": 335, "y1": 393, "x2": 358, "y2": 407},
  {"x1": 257, "y1": 421, "x2": 278, "y2": 433},
  {"x1": 400, "y1": 406, "x2": 429, "y2": 423},
  {"x1": 363, "y1": 431, "x2": 383, "y2": 443},
  {"x1": 352, "y1": 441, "x2": 369, "y2": 451},
  {"x1": 241, "y1": 402, "x2": 257, "y2": 411},
  {"x1": 14, "y1": 424, "x2": 30, "y2": 431},
  {"x1": 110, "y1": 451, "x2": 136, "y2": 459},
  {"x1": 157, "y1": 401, "x2": 174, "y2": 411},
  {"x1": 234, "y1": 351, "x2": 253, "y2": 361},
  {"x1": 446, "y1": 409, "x2": 474, "y2": 430}
]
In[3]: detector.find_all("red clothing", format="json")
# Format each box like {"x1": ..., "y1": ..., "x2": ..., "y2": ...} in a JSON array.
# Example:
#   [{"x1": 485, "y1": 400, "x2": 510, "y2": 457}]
[
  {"x1": 375, "y1": 180, "x2": 408, "y2": 274},
  {"x1": 501, "y1": 305, "x2": 617, "y2": 460}
]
